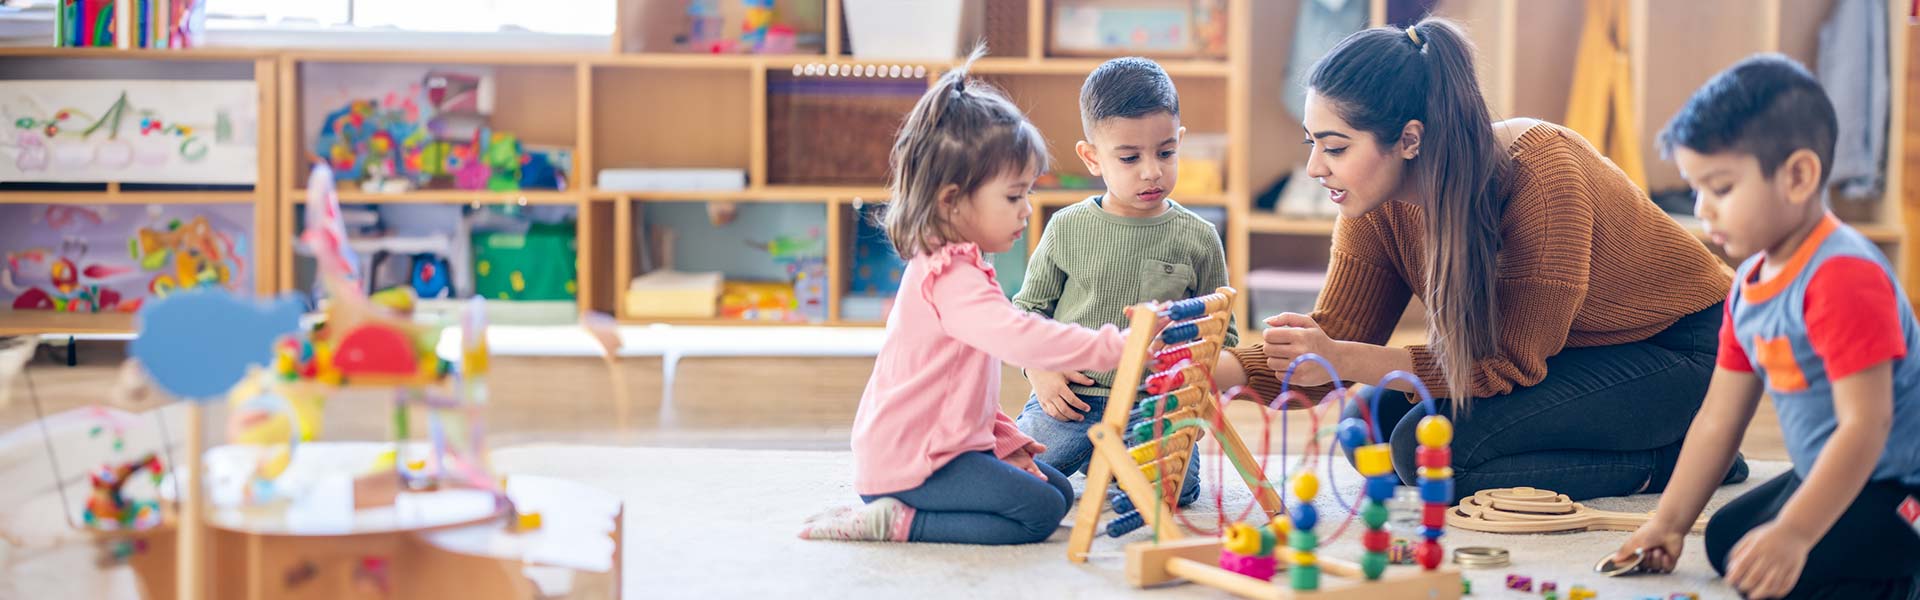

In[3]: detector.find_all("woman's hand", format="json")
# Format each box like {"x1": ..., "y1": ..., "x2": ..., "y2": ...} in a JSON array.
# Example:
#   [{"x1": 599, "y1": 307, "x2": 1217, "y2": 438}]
[{"x1": 1262, "y1": 313, "x2": 1343, "y2": 386}]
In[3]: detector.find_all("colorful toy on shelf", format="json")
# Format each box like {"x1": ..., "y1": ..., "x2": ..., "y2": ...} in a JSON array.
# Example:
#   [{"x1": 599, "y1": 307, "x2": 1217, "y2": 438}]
[
  {"x1": 1116, "y1": 302, "x2": 1462, "y2": 598},
  {"x1": 2, "y1": 205, "x2": 248, "y2": 314}
]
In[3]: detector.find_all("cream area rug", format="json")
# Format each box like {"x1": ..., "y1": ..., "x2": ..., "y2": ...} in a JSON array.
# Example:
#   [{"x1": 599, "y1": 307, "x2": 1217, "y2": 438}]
[{"x1": 3, "y1": 438, "x2": 1785, "y2": 599}]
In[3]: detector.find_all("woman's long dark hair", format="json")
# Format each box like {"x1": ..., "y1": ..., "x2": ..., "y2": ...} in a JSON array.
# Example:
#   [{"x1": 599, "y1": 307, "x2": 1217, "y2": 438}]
[{"x1": 1309, "y1": 18, "x2": 1509, "y2": 404}]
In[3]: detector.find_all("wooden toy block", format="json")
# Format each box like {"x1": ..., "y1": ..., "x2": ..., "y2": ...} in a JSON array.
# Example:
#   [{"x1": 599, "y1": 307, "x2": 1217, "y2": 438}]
[
  {"x1": 1354, "y1": 444, "x2": 1394, "y2": 477},
  {"x1": 1127, "y1": 538, "x2": 1463, "y2": 600}
]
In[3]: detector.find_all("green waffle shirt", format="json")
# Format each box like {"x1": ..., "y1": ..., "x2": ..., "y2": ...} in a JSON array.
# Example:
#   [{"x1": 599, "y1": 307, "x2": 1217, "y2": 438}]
[{"x1": 1014, "y1": 196, "x2": 1238, "y2": 398}]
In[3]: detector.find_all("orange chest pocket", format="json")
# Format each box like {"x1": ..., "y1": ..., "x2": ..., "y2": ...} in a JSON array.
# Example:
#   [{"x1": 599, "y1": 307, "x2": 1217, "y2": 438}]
[{"x1": 1753, "y1": 335, "x2": 1810, "y2": 392}]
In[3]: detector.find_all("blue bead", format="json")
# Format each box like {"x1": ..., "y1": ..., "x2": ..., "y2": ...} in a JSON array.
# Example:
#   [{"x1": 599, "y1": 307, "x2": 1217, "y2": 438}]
[
  {"x1": 1165, "y1": 299, "x2": 1206, "y2": 320},
  {"x1": 1337, "y1": 418, "x2": 1370, "y2": 450},
  {"x1": 1420, "y1": 526, "x2": 1445, "y2": 540},
  {"x1": 1419, "y1": 478, "x2": 1453, "y2": 503},
  {"x1": 1160, "y1": 323, "x2": 1199, "y2": 344},
  {"x1": 1107, "y1": 512, "x2": 1144, "y2": 537},
  {"x1": 1290, "y1": 502, "x2": 1319, "y2": 530},
  {"x1": 1366, "y1": 475, "x2": 1398, "y2": 501}
]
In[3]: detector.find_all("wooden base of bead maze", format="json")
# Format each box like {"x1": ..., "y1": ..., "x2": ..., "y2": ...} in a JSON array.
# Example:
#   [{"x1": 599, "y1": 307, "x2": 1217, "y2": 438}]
[
  {"x1": 1126, "y1": 538, "x2": 1463, "y2": 600},
  {"x1": 1445, "y1": 487, "x2": 1708, "y2": 534},
  {"x1": 1066, "y1": 288, "x2": 1287, "y2": 563}
]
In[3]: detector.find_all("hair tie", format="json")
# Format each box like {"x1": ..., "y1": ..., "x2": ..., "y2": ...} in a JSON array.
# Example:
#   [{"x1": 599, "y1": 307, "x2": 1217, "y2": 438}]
[{"x1": 1407, "y1": 27, "x2": 1424, "y2": 48}]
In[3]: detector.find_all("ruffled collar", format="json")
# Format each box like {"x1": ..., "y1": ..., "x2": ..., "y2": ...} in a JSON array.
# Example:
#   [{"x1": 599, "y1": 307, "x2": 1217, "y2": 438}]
[{"x1": 919, "y1": 242, "x2": 996, "y2": 280}]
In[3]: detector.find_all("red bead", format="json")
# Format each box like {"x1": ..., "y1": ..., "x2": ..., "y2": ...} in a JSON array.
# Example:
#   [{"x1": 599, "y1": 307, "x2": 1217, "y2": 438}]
[
  {"x1": 1415, "y1": 540, "x2": 1443, "y2": 570},
  {"x1": 1417, "y1": 446, "x2": 1450, "y2": 468},
  {"x1": 1423, "y1": 503, "x2": 1448, "y2": 528},
  {"x1": 1362, "y1": 529, "x2": 1391, "y2": 552}
]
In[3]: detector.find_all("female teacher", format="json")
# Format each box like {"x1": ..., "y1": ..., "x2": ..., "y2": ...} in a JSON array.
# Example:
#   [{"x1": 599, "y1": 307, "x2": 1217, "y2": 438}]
[{"x1": 1215, "y1": 18, "x2": 1744, "y2": 501}]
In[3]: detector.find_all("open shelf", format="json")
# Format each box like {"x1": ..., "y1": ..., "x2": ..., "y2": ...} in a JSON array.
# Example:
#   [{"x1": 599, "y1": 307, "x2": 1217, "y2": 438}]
[
  {"x1": 0, "y1": 191, "x2": 258, "y2": 204},
  {"x1": 1246, "y1": 213, "x2": 1336, "y2": 236},
  {"x1": 289, "y1": 190, "x2": 580, "y2": 205},
  {"x1": 0, "y1": 311, "x2": 138, "y2": 336}
]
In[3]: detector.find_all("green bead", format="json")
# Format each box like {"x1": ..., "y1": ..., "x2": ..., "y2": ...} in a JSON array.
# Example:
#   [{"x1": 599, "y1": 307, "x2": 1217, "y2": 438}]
[
  {"x1": 1288, "y1": 530, "x2": 1319, "y2": 551},
  {"x1": 1361, "y1": 551, "x2": 1388, "y2": 580},
  {"x1": 1257, "y1": 526, "x2": 1277, "y2": 555},
  {"x1": 1362, "y1": 500, "x2": 1390, "y2": 529},
  {"x1": 1289, "y1": 564, "x2": 1320, "y2": 591}
]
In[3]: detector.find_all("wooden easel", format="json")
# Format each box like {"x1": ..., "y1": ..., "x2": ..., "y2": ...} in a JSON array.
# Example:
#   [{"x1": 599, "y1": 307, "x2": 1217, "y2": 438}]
[{"x1": 1066, "y1": 287, "x2": 1286, "y2": 562}]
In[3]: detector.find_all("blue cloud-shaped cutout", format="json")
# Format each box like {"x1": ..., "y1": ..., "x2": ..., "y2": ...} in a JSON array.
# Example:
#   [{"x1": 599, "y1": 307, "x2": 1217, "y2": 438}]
[{"x1": 132, "y1": 289, "x2": 304, "y2": 401}]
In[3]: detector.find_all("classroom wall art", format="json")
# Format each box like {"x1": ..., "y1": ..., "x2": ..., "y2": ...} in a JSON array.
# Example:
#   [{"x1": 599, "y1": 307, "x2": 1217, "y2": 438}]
[
  {"x1": 0, "y1": 203, "x2": 253, "y2": 313},
  {"x1": 1, "y1": 80, "x2": 259, "y2": 184}
]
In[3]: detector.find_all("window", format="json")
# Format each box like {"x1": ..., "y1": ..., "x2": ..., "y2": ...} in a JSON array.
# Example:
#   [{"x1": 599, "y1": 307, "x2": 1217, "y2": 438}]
[{"x1": 204, "y1": 0, "x2": 613, "y2": 34}]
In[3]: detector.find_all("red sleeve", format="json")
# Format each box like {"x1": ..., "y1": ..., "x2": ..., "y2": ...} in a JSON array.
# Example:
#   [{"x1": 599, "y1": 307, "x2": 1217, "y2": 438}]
[
  {"x1": 1717, "y1": 299, "x2": 1754, "y2": 372},
  {"x1": 1804, "y1": 257, "x2": 1908, "y2": 380}
]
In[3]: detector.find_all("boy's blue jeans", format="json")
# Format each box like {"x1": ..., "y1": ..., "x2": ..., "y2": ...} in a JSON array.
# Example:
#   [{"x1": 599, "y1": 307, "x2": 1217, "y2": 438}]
[{"x1": 1016, "y1": 393, "x2": 1202, "y2": 507}]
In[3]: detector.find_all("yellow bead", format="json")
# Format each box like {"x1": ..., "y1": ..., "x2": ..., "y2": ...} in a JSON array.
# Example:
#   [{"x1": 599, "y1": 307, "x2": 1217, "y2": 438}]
[
  {"x1": 1418, "y1": 466, "x2": 1453, "y2": 480},
  {"x1": 1417, "y1": 415, "x2": 1453, "y2": 447},
  {"x1": 1268, "y1": 518, "x2": 1292, "y2": 539},
  {"x1": 1354, "y1": 444, "x2": 1394, "y2": 477},
  {"x1": 1224, "y1": 523, "x2": 1262, "y2": 555},
  {"x1": 1292, "y1": 472, "x2": 1320, "y2": 501},
  {"x1": 1292, "y1": 550, "x2": 1317, "y2": 566}
]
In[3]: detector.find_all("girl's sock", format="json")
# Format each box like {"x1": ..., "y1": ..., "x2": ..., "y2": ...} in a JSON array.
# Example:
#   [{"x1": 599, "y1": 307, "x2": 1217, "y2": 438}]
[{"x1": 798, "y1": 497, "x2": 915, "y2": 542}]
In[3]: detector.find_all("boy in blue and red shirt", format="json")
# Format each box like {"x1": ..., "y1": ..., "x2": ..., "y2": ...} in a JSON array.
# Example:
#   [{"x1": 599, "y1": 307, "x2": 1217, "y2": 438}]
[{"x1": 1610, "y1": 55, "x2": 1920, "y2": 600}]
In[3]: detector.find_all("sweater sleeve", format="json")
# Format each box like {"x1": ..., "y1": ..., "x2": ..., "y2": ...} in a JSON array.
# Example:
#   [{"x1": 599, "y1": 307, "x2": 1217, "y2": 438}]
[
  {"x1": 991, "y1": 412, "x2": 1037, "y2": 458},
  {"x1": 1407, "y1": 165, "x2": 1596, "y2": 399},
  {"x1": 929, "y1": 247, "x2": 1127, "y2": 373},
  {"x1": 1012, "y1": 223, "x2": 1064, "y2": 317},
  {"x1": 1233, "y1": 214, "x2": 1412, "y2": 403}
]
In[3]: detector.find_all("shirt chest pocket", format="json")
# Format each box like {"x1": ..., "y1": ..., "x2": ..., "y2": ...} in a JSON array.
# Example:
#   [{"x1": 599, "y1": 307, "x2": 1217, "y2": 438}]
[{"x1": 1138, "y1": 259, "x2": 1196, "y2": 302}]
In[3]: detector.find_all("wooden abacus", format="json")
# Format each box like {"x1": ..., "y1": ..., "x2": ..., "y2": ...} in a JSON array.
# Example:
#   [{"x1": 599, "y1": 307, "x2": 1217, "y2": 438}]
[
  {"x1": 1121, "y1": 357, "x2": 1463, "y2": 600},
  {"x1": 1066, "y1": 287, "x2": 1286, "y2": 562}
]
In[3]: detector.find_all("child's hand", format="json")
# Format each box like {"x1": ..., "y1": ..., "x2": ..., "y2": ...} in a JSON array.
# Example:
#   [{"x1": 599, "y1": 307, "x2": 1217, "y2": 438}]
[
  {"x1": 1611, "y1": 522, "x2": 1687, "y2": 574},
  {"x1": 1031, "y1": 370, "x2": 1095, "y2": 421},
  {"x1": 1726, "y1": 522, "x2": 1813, "y2": 599},
  {"x1": 1003, "y1": 445, "x2": 1047, "y2": 479}
]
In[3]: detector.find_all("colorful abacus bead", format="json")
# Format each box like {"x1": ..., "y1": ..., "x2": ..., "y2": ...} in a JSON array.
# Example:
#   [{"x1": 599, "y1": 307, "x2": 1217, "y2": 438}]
[
  {"x1": 1106, "y1": 511, "x2": 1144, "y2": 537},
  {"x1": 1223, "y1": 523, "x2": 1263, "y2": 556},
  {"x1": 1366, "y1": 474, "x2": 1398, "y2": 501},
  {"x1": 1415, "y1": 540, "x2": 1444, "y2": 569},
  {"x1": 1337, "y1": 417, "x2": 1370, "y2": 450},
  {"x1": 1506, "y1": 574, "x2": 1533, "y2": 592},
  {"x1": 1354, "y1": 443, "x2": 1394, "y2": 477}
]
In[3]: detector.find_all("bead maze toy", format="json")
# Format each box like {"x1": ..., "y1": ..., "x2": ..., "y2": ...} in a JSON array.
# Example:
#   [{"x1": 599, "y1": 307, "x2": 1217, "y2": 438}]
[
  {"x1": 1066, "y1": 287, "x2": 1286, "y2": 561},
  {"x1": 1446, "y1": 487, "x2": 1708, "y2": 534},
  {"x1": 1114, "y1": 339, "x2": 1462, "y2": 598}
]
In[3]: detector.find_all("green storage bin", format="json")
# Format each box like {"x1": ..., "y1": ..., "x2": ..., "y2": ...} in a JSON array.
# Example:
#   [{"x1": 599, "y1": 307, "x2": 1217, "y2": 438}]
[{"x1": 473, "y1": 221, "x2": 577, "y2": 301}]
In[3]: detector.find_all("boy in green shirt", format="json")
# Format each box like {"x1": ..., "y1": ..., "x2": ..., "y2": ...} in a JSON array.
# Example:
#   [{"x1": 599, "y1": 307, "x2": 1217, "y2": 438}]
[{"x1": 1013, "y1": 57, "x2": 1237, "y2": 507}]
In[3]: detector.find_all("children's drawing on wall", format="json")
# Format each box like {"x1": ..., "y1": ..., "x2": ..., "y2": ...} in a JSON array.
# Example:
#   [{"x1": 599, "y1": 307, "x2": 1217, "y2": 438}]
[
  {"x1": 0, "y1": 203, "x2": 251, "y2": 313},
  {"x1": 0, "y1": 80, "x2": 259, "y2": 183}
]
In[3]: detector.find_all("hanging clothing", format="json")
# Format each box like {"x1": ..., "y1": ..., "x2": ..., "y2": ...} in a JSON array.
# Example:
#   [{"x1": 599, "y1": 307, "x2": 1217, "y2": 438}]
[
  {"x1": 1564, "y1": 0, "x2": 1648, "y2": 190},
  {"x1": 1818, "y1": 0, "x2": 1889, "y2": 200},
  {"x1": 1282, "y1": 0, "x2": 1371, "y2": 120}
]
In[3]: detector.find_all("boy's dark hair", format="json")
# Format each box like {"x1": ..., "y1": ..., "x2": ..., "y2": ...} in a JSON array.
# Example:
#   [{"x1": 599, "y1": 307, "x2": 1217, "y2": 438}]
[
  {"x1": 1659, "y1": 54, "x2": 1837, "y2": 186},
  {"x1": 1079, "y1": 57, "x2": 1180, "y2": 138}
]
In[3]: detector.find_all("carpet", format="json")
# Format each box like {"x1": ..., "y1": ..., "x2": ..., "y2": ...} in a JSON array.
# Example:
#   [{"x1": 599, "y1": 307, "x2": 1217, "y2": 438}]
[
  {"x1": 0, "y1": 436, "x2": 1785, "y2": 599},
  {"x1": 486, "y1": 445, "x2": 1786, "y2": 600}
]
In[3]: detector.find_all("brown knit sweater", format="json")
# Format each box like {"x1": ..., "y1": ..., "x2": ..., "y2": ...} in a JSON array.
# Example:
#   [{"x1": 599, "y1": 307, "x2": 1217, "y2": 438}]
[{"x1": 1233, "y1": 123, "x2": 1732, "y2": 401}]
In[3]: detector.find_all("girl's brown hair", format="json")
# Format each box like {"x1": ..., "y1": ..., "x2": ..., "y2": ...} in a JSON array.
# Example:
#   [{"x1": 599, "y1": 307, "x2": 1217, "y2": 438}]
[
  {"x1": 884, "y1": 46, "x2": 1050, "y2": 258},
  {"x1": 1309, "y1": 18, "x2": 1509, "y2": 405}
]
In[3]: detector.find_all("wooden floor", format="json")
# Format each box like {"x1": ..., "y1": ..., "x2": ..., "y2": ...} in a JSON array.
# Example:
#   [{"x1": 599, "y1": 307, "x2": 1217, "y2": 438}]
[{"x1": 0, "y1": 341, "x2": 1788, "y2": 461}]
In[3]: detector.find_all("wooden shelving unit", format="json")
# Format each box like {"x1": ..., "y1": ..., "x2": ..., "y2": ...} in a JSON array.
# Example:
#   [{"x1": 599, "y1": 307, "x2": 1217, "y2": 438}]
[
  {"x1": 5, "y1": 0, "x2": 1914, "y2": 335},
  {"x1": 0, "y1": 51, "x2": 280, "y2": 335}
]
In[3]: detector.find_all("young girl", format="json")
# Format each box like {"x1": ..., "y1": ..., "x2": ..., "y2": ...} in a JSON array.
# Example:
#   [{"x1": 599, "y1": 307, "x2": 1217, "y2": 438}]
[{"x1": 798, "y1": 50, "x2": 1131, "y2": 545}]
